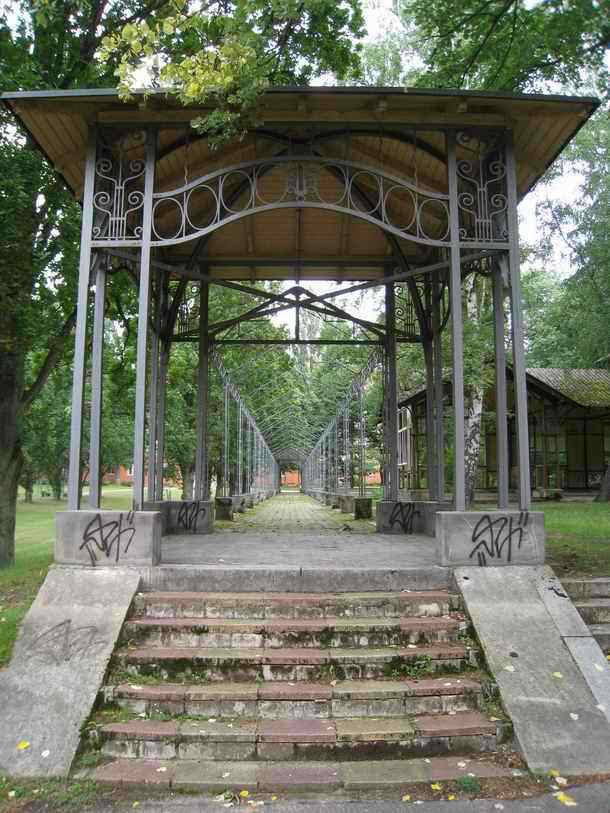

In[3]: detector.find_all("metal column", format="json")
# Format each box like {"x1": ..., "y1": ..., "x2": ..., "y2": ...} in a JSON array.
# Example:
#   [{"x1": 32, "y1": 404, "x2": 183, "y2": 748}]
[
  {"x1": 195, "y1": 281, "x2": 209, "y2": 500},
  {"x1": 432, "y1": 271, "x2": 445, "y2": 500},
  {"x1": 447, "y1": 132, "x2": 466, "y2": 511},
  {"x1": 505, "y1": 132, "x2": 532, "y2": 510},
  {"x1": 67, "y1": 127, "x2": 97, "y2": 510},
  {"x1": 88, "y1": 257, "x2": 106, "y2": 508},
  {"x1": 132, "y1": 129, "x2": 157, "y2": 511},
  {"x1": 384, "y1": 279, "x2": 399, "y2": 501},
  {"x1": 147, "y1": 269, "x2": 162, "y2": 502},
  {"x1": 493, "y1": 263, "x2": 509, "y2": 508}
]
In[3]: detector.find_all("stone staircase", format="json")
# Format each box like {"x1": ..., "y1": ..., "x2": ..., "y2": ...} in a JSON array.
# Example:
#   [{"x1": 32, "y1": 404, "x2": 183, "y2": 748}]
[
  {"x1": 86, "y1": 588, "x2": 518, "y2": 794},
  {"x1": 561, "y1": 577, "x2": 610, "y2": 653}
]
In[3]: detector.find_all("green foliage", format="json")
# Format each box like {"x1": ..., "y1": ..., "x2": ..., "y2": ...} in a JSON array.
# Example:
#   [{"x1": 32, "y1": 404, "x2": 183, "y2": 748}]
[
  {"x1": 100, "y1": 0, "x2": 365, "y2": 146},
  {"x1": 396, "y1": 0, "x2": 609, "y2": 92},
  {"x1": 456, "y1": 774, "x2": 482, "y2": 794}
]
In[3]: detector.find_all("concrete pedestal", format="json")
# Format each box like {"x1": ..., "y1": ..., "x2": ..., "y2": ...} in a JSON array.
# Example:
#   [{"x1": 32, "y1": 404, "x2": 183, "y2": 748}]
[
  {"x1": 338, "y1": 495, "x2": 355, "y2": 514},
  {"x1": 55, "y1": 510, "x2": 161, "y2": 566},
  {"x1": 437, "y1": 510, "x2": 545, "y2": 566},
  {"x1": 144, "y1": 500, "x2": 214, "y2": 535},
  {"x1": 354, "y1": 497, "x2": 373, "y2": 520},
  {"x1": 376, "y1": 500, "x2": 452, "y2": 536},
  {"x1": 231, "y1": 495, "x2": 247, "y2": 513},
  {"x1": 215, "y1": 497, "x2": 234, "y2": 521}
]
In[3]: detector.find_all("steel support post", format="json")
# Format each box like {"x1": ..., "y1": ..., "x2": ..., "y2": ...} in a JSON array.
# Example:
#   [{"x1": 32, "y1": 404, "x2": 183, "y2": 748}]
[
  {"x1": 344, "y1": 406, "x2": 350, "y2": 494},
  {"x1": 447, "y1": 132, "x2": 466, "y2": 511},
  {"x1": 505, "y1": 133, "x2": 531, "y2": 510},
  {"x1": 155, "y1": 339, "x2": 169, "y2": 501},
  {"x1": 147, "y1": 269, "x2": 162, "y2": 502},
  {"x1": 132, "y1": 129, "x2": 157, "y2": 510},
  {"x1": 334, "y1": 419, "x2": 339, "y2": 495},
  {"x1": 493, "y1": 263, "x2": 510, "y2": 508},
  {"x1": 67, "y1": 127, "x2": 97, "y2": 510},
  {"x1": 222, "y1": 384, "x2": 230, "y2": 496},
  {"x1": 384, "y1": 280, "x2": 399, "y2": 501},
  {"x1": 246, "y1": 419, "x2": 252, "y2": 493},
  {"x1": 237, "y1": 403, "x2": 243, "y2": 495},
  {"x1": 358, "y1": 386, "x2": 366, "y2": 497},
  {"x1": 194, "y1": 281, "x2": 209, "y2": 499},
  {"x1": 88, "y1": 257, "x2": 106, "y2": 508},
  {"x1": 424, "y1": 280, "x2": 436, "y2": 499},
  {"x1": 432, "y1": 271, "x2": 445, "y2": 500}
]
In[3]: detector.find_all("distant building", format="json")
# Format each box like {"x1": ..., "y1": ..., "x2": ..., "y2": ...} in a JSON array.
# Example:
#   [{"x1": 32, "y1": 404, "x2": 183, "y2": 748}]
[{"x1": 399, "y1": 368, "x2": 610, "y2": 494}]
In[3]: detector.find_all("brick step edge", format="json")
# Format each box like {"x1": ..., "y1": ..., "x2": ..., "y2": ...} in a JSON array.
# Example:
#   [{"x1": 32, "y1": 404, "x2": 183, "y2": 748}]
[
  {"x1": 109, "y1": 676, "x2": 483, "y2": 703},
  {"x1": 93, "y1": 755, "x2": 515, "y2": 791},
  {"x1": 125, "y1": 617, "x2": 463, "y2": 633},
  {"x1": 118, "y1": 644, "x2": 470, "y2": 665},
  {"x1": 99, "y1": 711, "x2": 499, "y2": 742}
]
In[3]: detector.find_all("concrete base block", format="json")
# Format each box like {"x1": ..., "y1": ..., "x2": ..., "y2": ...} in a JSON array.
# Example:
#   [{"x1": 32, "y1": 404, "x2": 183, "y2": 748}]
[
  {"x1": 245, "y1": 495, "x2": 255, "y2": 508},
  {"x1": 376, "y1": 500, "x2": 452, "y2": 536},
  {"x1": 55, "y1": 510, "x2": 161, "y2": 566},
  {"x1": 438, "y1": 510, "x2": 545, "y2": 566},
  {"x1": 354, "y1": 497, "x2": 373, "y2": 520},
  {"x1": 215, "y1": 497, "x2": 234, "y2": 520},
  {"x1": 144, "y1": 500, "x2": 214, "y2": 535},
  {"x1": 338, "y1": 495, "x2": 355, "y2": 514},
  {"x1": 231, "y1": 495, "x2": 248, "y2": 513}
]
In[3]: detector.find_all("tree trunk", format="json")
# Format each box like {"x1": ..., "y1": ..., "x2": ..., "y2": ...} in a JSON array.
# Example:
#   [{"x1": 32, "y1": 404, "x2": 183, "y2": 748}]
[
  {"x1": 181, "y1": 464, "x2": 194, "y2": 500},
  {"x1": 0, "y1": 345, "x2": 25, "y2": 567},
  {"x1": 464, "y1": 385, "x2": 484, "y2": 506},
  {"x1": 22, "y1": 468, "x2": 35, "y2": 503},
  {"x1": 595, "y1": 464, "x2": 610, "y2": 502}
]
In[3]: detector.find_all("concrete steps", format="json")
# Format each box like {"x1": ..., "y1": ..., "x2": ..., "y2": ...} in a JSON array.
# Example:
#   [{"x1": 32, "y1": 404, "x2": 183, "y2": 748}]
[
  {"x1": 85, "y1": 587, "x2": 515, "y2": 793},
  {"x1": 133, "y1": 590, "x2": 458, "y2": 619},
  {"x1": 123, "y1": 615, "x2": 464, "y2": 649},
  {"x1": 96, "y1": 711, "x2": 500, "y2": 762},
  {"x1": 562, "y1": 578, "x2": 610, "y2": 653},
  {"x1": 109, "y1": 676, "x2": 483, "y2": 718},
  {"x1": 94, "y1": 755, "x2": 514, "y2": 792}
]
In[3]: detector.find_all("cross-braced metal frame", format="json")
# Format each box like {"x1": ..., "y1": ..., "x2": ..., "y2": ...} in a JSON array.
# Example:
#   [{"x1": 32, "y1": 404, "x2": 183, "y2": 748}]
[{"x1": 66, "y1": 120, "x2": 532, "y2": 523}]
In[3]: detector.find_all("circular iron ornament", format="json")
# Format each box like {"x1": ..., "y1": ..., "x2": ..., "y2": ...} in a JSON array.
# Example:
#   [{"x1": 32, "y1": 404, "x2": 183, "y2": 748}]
[
  {"x1": 417, "y1": 198, "x2": 450, "y2": 242},
  {"x1": 316, "y1": 163, "x2": 349, "y2": 206},
  {"x1": 152, "y1": 197, "x2": 185, "y2": 241},
  {"x1": 253, "y1": 163, "x2": 292, "y2": 206},
  {"x1": 382, "y1": 185, "x2": 417, "y2": 233},
  {"x1": 220, "y1": 170, "x2": 254, "y2": 214},
  {"x1": 348, "y1": 170, "x2": 382, "y2": 214},
  {"x1": 185, "y1": 184, "x2": 220, "y2": 231}
]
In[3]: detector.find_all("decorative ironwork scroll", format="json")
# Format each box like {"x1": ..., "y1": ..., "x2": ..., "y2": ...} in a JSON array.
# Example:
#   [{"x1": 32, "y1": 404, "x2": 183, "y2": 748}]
[
  {"x1": 149, "y1": 156, "x2": 450, "y2": 248},
  {"x1": 456, "y1": 133, "x2": 509, "y2": 244},
  {"x1": 91, "y1": 132, "x2": 146, "y2": 241}
]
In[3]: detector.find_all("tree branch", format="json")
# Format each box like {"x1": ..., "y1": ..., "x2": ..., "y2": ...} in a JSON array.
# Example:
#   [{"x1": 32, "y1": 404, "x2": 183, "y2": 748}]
[{"x1": 20, "y1": 308, "x2": 77, "y2": 412}]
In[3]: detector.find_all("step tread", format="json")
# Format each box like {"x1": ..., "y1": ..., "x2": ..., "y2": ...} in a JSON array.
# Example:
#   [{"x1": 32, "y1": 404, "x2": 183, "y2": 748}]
[
  {"x1": 112, "y1": 676, "x2": 483, "y2": 702},
  {"x1": 120, "y1": 643, "x2": 469, "y2": 664},
  {"x1": 137, "y1": 591, "x2": 454, "y2": 602},
  {"x1": 126, "y1": 616, "x2": 461, "y2": 631},
  {"x1": 101, "y1": 711, "x2": 497, "y2": 742},
  {"x1": 94, "y1": 755, "x2": 515, "y2": 790},
  {"x1": 575, "y1": 598, "x2": 610, "y2": 608}
]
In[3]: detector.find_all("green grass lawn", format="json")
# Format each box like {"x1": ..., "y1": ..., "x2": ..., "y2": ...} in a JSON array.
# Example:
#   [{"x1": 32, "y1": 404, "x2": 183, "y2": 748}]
[{"x1": 1, "y1": 491, "x2": 609, "y2": 668}]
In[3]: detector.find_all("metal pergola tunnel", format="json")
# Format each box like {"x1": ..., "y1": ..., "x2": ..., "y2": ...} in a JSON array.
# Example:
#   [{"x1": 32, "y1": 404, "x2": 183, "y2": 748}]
[{"x1": 2, "y1": 85, "x2": 598, "y2": 569}]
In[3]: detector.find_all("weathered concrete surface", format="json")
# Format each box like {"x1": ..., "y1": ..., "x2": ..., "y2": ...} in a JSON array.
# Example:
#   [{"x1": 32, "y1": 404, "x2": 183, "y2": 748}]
[
  {"x1": 457, "y1": 565, "x2": 610, "y2": 775},
  {"x1": 354, "y1": 497, "x2": 372, "y2": 520},
  {"x1": 55, "y1": 510, "x2": 161, "y2": 566},
  {"x1": 231, "y1": 495, "x2": 248, "y2": 513},
  {"x1": 144, "y1": 501, "x2": 214, "y2": 535},
  {"x1": 0, "y1": 567, "x2": 140, "y2": 778},
  {"x1": 338, "y1": 495, "x2": 355, "y2": 514},
  {"x1": 376, "y1": 501, "x2": 452, "y2": 536},
  {"x1": 215, "y1": 497, "x2": 234, "y2": 521},
  {"x1": 438, "y1": 510, "x2": 545, "y2": 567}
]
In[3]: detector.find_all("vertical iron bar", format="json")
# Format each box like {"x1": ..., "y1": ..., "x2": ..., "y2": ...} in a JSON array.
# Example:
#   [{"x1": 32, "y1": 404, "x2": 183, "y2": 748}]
[
  {"x1": 359, "y1": 386, "x2": 366, "y2": 497},
  {"x1": 433, "y1": 271, "x2": 445, "y2": 500},
  {"x1": 447, "y1": 132, "x2": 466, "y2": 511},
  {"x1": 493, "y1": 263, "x2": 509, "y2": 508},
  {"x1": 385, "y1": 279, "x2": 399, "y2": 501},
  {"x1": 195, "y1": 281, "x2": 209, "y2": 499},
  {"x1": 68, "y1": 127, "x2": 97, "y2": 510},
  {"x1": 88, "y1": 258, "x2": 106, "y2": 508},
  {"x1": 505, "y1": 132, "x2": 531, "y2": 510},
  {"x1": 147, "y1": 268, "x2": 161, "y2": 502},
  {"x1": 223, "y1": 384, "x2": 230, "y2": 496}
]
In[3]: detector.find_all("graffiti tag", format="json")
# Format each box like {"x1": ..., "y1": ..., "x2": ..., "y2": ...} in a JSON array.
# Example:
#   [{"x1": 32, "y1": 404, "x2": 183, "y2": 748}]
[
  {"x1": 79, "y1": 511, "x2": 136, "y2": 565},
  {"x1": 469, "y1": 512, "x2": 529, "y2": 566},
  {"x1": 388, "y1": 502, "x2": 421, "y2": 534},
  {"x1": 25, "y1": 620, "x2": 107, "y2": 664},
  {"x1": 177, "y1": 501, "x2": 207, "y2": 533}
]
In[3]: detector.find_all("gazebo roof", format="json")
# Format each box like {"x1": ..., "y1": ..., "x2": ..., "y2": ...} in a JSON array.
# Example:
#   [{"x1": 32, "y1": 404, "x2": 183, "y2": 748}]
[{"x1": 2, "y1": 86, "x2": 599, "y2": 282}]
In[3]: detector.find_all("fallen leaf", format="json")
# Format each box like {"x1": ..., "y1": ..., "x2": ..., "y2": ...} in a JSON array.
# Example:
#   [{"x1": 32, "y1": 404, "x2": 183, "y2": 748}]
[
  {"x1": 549, "y1": 769, "x2": 560, "y2": 777},
  {"x1": 494, "y1": 805, "x2": 505, "y2": 811},
  {"x1": 447, "y1": 794, "x2": 456, "y2": 800},
  {"x1": 503, "y1": 664, "x2": 515, "y2": 673},
  {"x1": 240, "y1": 790, "x2": 250, "y2": 798},
  {"x1": 596, "y1": 704, "x2": 606, "y2": 712},
  {"x1": 156, "y1": 766, "x2": 167, "y2": 773},
  {"x1": 552, "y1": 672, "x2": 563, "y2": 679},
  {"x1": 556, "y1": 777, "x2": 568, "y2": 786},
  {"x1": 271, "y1": 797, "x2": 278, "y2": 802},
  {"x1": 223, "y1": 772, "x2": 230, "y2": 778},
  {"x1": 554, "y1": 790, "x2": 578, "y2": 807},
  {"x1": 401, "y1": 794, "x2": 411, "y2": 801},
  {"x1": 430, "y1": 783, "x2": 442, "y2": 791},
  {"x1": 569, "y1": 713, "x2": 579, "y2": 721},
  {"x1": 489, "y1": 716, "x2": 500, "y2": 722},
  {"x1": 594, "y1": 664, "x2": 603, "y2": 672},
  {"x1": 41, "y1": 750, "x2": 50, "y2": 759},
  {"x1": 16, "y1": 740, "x2": 30, "y2": 751},
  {"x1": 330, "y1": 680, "x2": 337, "y2": 687},
  {"x1": 8, "y1": 791, "x2": 16, "y2": 798},
  {"x1": 132, "y1": 803, "x2": 140, "y2": 809},
  {"x1": 457, "y1": 761, "x2": 467, "y2": 769}
]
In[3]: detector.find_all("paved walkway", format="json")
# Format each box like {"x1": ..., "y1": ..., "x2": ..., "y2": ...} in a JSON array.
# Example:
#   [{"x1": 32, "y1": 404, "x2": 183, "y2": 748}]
[{"x1": 217, "y1": 492, "x2": 375, "y2": 534}]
